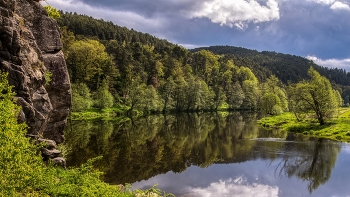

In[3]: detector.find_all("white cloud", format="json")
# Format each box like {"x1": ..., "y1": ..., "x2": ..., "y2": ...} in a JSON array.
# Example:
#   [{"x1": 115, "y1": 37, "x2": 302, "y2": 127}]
[
  {"x1": 190, "y1": 177, "x2": 279, "y2": 197},
  {"x1": 330, "y1": 1, "x2": 350, "y2": 10},
  {"x1": 343, "y1": 145, "x2": 350, "y2": 153},
  {"x1": 309, "y1": 0, "x2": 350, "y2": 11},
  {"x1": 306, "y1": 56, "x2": 350, "y2": 71},
  {"x1": 190, "y1": 0, "x2": 280, "y2": 30},
  {"x1": 311, "y1": 0, "x2": 336, "y2": 5},
  {"x1": 179, "y1": 43, "x2": 206, "y2": 49}
]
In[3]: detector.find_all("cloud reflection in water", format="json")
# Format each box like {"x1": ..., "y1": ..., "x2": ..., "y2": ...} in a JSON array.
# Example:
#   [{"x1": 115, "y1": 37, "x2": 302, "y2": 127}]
[{"x1": 188, "y1": 176, "x2": 278, "y2": 197}]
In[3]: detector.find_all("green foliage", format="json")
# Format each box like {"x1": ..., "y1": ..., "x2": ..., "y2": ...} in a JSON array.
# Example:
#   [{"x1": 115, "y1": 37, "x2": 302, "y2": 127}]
[
  {"x1": 289, "y1": 67, "x2": 339, "y2": 125},
  {"x1": 260, "y1": 75, "x2": 288, "y2": 115},
  {"x1": 44, "y1": 70, "x2": 53, "y2": 86},
  {"x1": 261, "y1": 93, "x2": 280, "y2": 114},
  {"x1": 226, "y1": 81, "x2": 244, "y2": 109},
  {"x1": 59, "y1": 11, "x2": 350, "y2": 115},
  {"x1": 143, "y1": 85, "x2": 163, "y2": 112},
  {"x1": 258, "y1": 108, "x2": 350, "y2": 142},
  {"x1": 95, "y1": 80, "x2": 114, "y2": 109},
  {"x1": 241, "y1": 79, "x2": 259, "y2": 110},
  {"x1": 0, "y1": 71, "x2": 170, "y2": 196},
  {"x1": 57, "y1": 12, "x2": 175, "y2": 51},
  {"x1": 44, "y1": 5, "x2": 61, "y2": 19},
  {"x1": 60, "y1": 26, "x2": 76, "y2": 54},
  {"x1": 0, "y1": 71, "x2": 39, "y2": 195},
  {"x1": 66, "y1": 39, "x2": 116, "y2": 91},
  {"x1": 191, "y1": 46, "x2": 350, "y2": 87},
  {"x1": 71, "y1": 83, "x2": 93, "y2": 112},
  {"x1": 134, "y1": 185, "x2": 175, "y2": 197}
]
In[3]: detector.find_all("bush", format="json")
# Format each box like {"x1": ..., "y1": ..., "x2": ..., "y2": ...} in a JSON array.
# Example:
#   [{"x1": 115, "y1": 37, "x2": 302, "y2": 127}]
[{"x1": 0, "y1": 71, "x2": 47, "y2": 195}]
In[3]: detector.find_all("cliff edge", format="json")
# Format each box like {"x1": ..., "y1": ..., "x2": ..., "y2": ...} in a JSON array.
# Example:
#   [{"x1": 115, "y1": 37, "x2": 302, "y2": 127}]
[{"x1": 0, "y1": 0, "x2": 71, "y2": 144}]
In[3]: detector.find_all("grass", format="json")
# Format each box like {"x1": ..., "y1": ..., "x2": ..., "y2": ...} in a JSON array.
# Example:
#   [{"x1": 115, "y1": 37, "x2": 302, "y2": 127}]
[{"x1": 258, "y1": 108, "x2": 350, "y2": 142}]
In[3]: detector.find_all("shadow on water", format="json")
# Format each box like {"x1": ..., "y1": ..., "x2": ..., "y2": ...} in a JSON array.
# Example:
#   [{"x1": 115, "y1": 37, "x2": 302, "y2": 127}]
[{"x1": 65, "y1": 112, "x2": 341, "y2": 193}]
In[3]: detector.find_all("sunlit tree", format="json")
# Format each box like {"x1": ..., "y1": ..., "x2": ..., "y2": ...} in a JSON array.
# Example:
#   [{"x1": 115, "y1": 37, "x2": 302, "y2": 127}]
[{"x1": 289, "y1": 67, "x2": 339, "y2": 125}]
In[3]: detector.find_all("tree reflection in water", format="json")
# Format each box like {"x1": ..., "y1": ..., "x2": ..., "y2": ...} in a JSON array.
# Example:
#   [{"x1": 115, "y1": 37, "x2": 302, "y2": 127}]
[
  {"x1": 274, "y1": 138, "x2": 340, "y2": 193},
  {"x1": 65, "y1": 112, "x2": 341, "y2": 193}
]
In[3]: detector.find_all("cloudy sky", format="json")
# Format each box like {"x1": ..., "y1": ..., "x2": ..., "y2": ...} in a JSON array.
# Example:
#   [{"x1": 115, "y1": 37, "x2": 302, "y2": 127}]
[{"x1": 46, "y1": 0, "x2": 350, "y2": 71}]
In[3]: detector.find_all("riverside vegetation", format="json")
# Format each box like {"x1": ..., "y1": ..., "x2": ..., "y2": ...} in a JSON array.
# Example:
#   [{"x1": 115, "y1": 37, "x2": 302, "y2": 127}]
[
  {"x1": 56, "y1": 9, "x2": 349, "y2": 143},
  {"x1": 56, "y1": 11, "x2": 350, "y2": 115},
  {"x1": 56, "y1": 12, "x2": 348, "y2": 122},
  {"x1": 0, "y1": 71, "x2": 175, "y2": 196},
  {"x1": 258, "y1": 108, "x2": 350, "y2": 142}
]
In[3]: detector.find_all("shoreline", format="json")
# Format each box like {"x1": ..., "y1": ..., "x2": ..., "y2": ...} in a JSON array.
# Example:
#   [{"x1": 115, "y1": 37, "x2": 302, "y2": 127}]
[{"x1": 257, "y1": 108, "x2": 350, "y2": 142}]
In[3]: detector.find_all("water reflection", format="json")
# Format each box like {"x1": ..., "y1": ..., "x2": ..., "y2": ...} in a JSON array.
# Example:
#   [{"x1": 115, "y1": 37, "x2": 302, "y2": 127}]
[{"x1": 65, "y1": 112, "x2": 347, "y2": 196}]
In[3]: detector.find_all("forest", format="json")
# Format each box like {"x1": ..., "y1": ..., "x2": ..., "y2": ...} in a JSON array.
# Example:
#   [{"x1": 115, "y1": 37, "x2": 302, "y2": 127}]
[{"x1": 56, "y1": 11, "x2": 348, "y2": 122}]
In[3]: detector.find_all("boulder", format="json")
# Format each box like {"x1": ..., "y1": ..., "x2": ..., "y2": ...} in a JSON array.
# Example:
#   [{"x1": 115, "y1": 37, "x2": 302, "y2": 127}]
[{"x1": 52, "y1": 157, "x2": 66, "y2": 169}]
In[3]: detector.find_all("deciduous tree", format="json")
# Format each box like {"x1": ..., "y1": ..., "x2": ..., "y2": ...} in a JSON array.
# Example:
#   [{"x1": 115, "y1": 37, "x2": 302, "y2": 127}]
[{"x1": 289, "y1": 67, "x2": 339, "y2": 125}]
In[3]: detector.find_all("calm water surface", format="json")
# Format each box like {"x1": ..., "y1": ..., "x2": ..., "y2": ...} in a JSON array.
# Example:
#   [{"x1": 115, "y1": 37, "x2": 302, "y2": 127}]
[{"x1": 65, "y1": 113, "x2": 350, "y2": 197}]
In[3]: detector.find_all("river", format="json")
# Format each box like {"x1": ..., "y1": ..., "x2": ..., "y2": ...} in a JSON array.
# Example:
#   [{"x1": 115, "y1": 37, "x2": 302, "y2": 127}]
[{"x1": 65, "y1": 112, "x2": 350, "y2": 197}]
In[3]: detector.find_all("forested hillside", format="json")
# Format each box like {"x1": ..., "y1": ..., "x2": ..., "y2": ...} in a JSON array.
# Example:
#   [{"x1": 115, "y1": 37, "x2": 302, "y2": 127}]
[
  {"x1": 57, "y1": 12, "x2": 175, "y2": 53},
  {"x1": 191, "y1": 46, "x2": 350, "y2": 86},
  {"x1": 56, "y1": 11, "x2": 350, "y2": 115}
]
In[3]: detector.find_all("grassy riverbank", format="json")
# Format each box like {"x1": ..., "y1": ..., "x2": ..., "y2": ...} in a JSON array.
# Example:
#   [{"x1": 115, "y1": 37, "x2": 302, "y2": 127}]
[{"x1": 258, "y1": 108, "x2": 350, "y2": 142}]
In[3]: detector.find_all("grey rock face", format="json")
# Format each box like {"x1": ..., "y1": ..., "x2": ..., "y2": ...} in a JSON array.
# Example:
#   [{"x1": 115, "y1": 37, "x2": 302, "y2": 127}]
[
  {"x1": 0, "y1": 0, "x2": 71, "y2": 144},
  {"x1": 52, "y1": 157, "x2": 66, "y2": 169}
]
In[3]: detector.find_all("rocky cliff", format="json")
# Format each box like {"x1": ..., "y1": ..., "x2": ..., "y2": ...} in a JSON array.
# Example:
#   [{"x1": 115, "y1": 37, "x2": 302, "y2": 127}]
[{"x1": 0, "y1": 0, "x2": 71, "y2": 144}]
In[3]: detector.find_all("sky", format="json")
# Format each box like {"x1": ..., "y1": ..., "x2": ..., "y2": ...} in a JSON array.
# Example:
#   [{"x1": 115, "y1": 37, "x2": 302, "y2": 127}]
[{"x1": 45, "y1": 0, "x2": 350, "y2": 71}]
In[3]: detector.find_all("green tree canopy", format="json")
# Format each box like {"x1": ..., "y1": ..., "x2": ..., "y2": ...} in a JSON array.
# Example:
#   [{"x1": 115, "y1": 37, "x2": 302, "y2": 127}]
[
  {"x1": 71, "y1": 83, "x2": 93, "y2": 112},
  {"x1": 289, "y1": 67, "x2": 339, "y2": 125},
  {"x1": 66, "y1": 39, "x2": 116, "y2": 90},
  {"x1": 95, "y1": 79, "x2": 114, "y2": 109},
  {"x1": 260, "y1": 75, "x2": 288, "y2": 115}
]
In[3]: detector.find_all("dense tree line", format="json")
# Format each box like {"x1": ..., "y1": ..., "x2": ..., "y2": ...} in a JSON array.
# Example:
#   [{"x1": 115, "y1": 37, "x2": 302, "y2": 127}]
[
  {"x1": 58, "y1": 12, "x2": 345, "y2": 123},
  {"x1": 193, "y1": 46, "x2": 350, "y2": 102},
  {"x1": 191, "y1": 46, "x2": 350, "y2": 86},
  {"x1": 57, "y1": 12, "x2": 175, "y2": 53}
]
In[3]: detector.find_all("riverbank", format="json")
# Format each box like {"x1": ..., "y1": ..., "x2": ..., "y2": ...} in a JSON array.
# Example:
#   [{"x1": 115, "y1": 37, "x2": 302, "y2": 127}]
[
  {"x1": 258, "y1": 108, "x2": 350, "y2": 142},
  {"x1": 69, "y1": 104, "x2": 231, "y2": 121},
  {"x1": 69, "y1": 105, "x2": 134, "y2": 120}
]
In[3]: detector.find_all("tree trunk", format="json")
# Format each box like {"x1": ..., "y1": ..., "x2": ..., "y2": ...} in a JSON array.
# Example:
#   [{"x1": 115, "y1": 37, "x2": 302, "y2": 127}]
[{"x1": 316, "y1": 111, "x2": 325, "y2": 125}]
